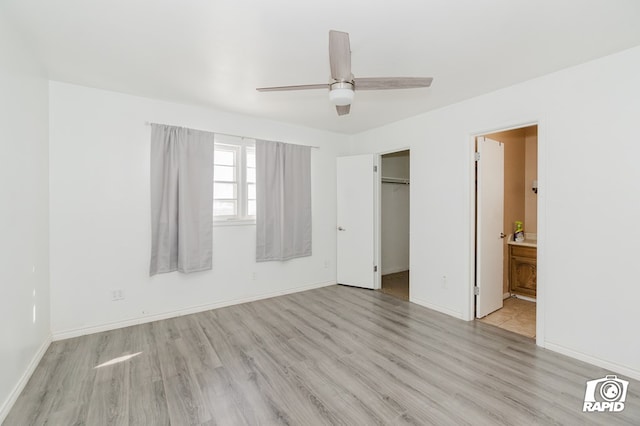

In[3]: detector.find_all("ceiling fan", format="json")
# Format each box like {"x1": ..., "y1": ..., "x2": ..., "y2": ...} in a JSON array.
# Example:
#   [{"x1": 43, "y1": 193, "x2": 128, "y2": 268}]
[{"x1": 256, "y1": 30, "x2": 433, "y2": 116}]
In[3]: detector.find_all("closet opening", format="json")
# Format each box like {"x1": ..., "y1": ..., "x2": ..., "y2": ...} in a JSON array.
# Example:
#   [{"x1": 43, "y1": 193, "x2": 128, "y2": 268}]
[{"x1": 379, "y1": 149, "x2": 410, "y2": 301}]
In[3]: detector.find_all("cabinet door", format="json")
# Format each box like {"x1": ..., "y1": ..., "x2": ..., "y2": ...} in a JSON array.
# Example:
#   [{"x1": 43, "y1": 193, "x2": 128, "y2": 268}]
[{"x1": 510, "y1": 255, "x2": 537, "y2": 297}]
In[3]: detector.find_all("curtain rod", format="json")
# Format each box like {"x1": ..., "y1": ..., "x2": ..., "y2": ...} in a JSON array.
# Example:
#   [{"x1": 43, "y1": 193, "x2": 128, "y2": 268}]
[{"x1": 145, "y1": 121, "x2": 320, "y2": 149}]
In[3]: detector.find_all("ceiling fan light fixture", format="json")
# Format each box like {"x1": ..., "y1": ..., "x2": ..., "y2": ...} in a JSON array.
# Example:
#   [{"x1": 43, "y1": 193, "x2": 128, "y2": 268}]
[{"x1": 329, "y1": 82, "x2": 354, "y2": 106}]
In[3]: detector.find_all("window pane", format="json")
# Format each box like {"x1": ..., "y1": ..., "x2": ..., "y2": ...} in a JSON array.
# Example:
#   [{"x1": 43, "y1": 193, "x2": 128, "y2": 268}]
[
  {"x1": 214, "y1": 165, "x2": 235, "y2": 182},
  {"x1": 214, "y1": 200, "x2": 236, "y2": 216},
  {"x1": 247, "y1": 168, "x2": 256, "y2": 183},
  {"x1": 215, "y1": 149, "x2": 235, "y2": 166},
  {"x1": 246, "y1": 149, "x2": 256, "y2": 168},
  {"x1": 247, "y1": 183, "x2": 256, "y2": 199},
  {"x1": 248, "y1": 200, "x2": 256, "y2": 216},
  {"x1": 214, "y1": 182, "x2": 236, "y2": 199}
]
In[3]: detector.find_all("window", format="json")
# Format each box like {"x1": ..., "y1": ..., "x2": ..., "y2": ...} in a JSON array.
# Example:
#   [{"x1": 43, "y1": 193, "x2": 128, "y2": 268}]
[{"x1": 213, "y1": 135, "x2": 256, "y2": 222}]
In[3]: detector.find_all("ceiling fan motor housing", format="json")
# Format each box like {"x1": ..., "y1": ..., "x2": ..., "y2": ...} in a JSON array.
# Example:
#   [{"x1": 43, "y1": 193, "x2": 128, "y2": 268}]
[{"x1": 329, "y1": 81, "x2": 354, "y2": 106}]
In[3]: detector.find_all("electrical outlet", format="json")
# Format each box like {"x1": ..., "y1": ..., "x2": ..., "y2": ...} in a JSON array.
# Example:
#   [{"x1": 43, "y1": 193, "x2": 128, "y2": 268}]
[
  {"x1": 251, "y1": 272, "x2": 256, "y2": 280},
  {"x1": 441, "y1": 275, "x2": 448, "y2": 288},
  {"x1": 324, "y1": 260, "x2": 330, "y2": 269},
  {"x1": 111, "y1": 289, "x2": 125, "y2": 301}
]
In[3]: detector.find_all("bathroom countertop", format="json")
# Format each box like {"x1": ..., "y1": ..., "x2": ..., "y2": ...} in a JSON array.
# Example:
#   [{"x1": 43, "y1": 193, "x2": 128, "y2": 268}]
[{"x1": 507, "y1": 233, "x2": 537, "y2": 248}]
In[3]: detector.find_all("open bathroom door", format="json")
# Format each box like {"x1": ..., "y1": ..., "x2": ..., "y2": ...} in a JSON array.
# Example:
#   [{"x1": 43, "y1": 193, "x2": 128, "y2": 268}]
[{"x1": 476, "y1": 137, "x2": 504, "y2": 318}]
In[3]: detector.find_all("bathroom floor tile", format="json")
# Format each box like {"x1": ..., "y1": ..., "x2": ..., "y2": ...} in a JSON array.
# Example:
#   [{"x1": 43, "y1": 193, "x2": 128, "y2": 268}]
[{"x1": 478, "y1": 297, "x2": 536, "y2": 338}]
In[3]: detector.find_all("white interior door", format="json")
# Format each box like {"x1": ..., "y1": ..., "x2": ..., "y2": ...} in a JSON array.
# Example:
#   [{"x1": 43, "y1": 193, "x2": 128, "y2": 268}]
[
  {"x1": 476, "y1": 137, "x2": 504, "y2": 318},
  {"x1": 337, "y1": 154, "x2": 375, "y2": 289}
]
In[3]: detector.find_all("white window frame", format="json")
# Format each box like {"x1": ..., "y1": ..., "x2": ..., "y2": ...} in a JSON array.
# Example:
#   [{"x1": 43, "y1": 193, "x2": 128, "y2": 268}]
[{"x1": 213, "y1": 135, "x2": 256, "y2": 224}]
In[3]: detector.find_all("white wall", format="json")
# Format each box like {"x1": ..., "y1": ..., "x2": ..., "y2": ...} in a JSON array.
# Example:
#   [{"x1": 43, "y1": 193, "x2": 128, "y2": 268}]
[
  {"x1": 381, "y1": 153, "x2": 410, "y2": 274},
  {"x1": 49, "y1": 82, "x2": 349, "y2": 338},
  {"x1": 351, "y1": 46, "x2": 640, "y2": 379},
  {"x1": 0, "y1": 14, "x2": 51, "y2": 422}
]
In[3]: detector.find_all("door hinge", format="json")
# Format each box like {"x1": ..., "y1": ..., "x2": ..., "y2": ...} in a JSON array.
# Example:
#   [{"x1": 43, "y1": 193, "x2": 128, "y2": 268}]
[
  {"x1": 373, "y1": 165, "x2": 378, "y2": 172},
  {"x1": 374, "y1": 265, "x2": 378, "y2": 272},
  {"x1": 474, "y1": 152, "x2": 480, "y2": 162},
  {"x1": 474, "y1": 286, "x2": 480, "y2": 296}
]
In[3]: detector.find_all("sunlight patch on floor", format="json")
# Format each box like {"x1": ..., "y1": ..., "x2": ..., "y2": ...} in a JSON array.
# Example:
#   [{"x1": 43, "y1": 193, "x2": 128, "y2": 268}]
[{"x1": 94, "y1": 352, "x2": 142, "y2": 369}]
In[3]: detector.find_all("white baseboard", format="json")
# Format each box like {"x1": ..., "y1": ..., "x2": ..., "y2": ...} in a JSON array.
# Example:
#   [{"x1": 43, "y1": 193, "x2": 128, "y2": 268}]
[
  {"x1": 410, "y1": 296, "x2": 464, "y2": 320},
  {"x1": 504, "y1": 293, "x2": 537, "y2": 302},
  {"x1": 52, "y1": 280, "x2": 336, "y2": 341},
  {"x1": 0, "y1": 334, "x2": 52, "y2": 424},
  {"x1": 514, "y1": 294, "x2": 537, "y2": 302},
  {"x1": 545, "y1": 342, "x2": 640, "y2": 382},
  {"x1": 381, "y1": 266, "x2": 409, "y2": 275}
]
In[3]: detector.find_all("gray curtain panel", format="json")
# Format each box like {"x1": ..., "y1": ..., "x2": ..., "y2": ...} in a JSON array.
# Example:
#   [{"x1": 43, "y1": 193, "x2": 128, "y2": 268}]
[
  {"x1": 150, "y1": 124, "x2": 215, "y2": 276},
  {"x1": 256, "y1": 140, "x2": 312, "y2": 262}
]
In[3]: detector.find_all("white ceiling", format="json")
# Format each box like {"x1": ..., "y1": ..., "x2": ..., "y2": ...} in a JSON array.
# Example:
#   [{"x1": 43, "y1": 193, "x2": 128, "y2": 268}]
[{"x1": 3, "y1": 0, "x2": 640, "y2": 134}]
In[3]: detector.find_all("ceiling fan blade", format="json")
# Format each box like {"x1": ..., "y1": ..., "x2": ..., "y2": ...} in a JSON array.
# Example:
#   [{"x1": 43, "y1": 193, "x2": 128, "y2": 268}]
[
  {"x1": 354, "y1": 77, "x2": 433, "y2": 90},
  {"x1": 256, "y1": 83, "x2": 328, "y2": 92},
  {"x1": 329, "y1": 30, "x2": 352, "y2": 81},
  {"x1": 336, "y1": 105, "x2": 350, "y2": 116}
]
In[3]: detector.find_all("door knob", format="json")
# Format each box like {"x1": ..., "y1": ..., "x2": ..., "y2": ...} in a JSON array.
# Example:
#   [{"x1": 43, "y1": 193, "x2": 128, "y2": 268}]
[{"x1": 338, "y1": 226, "x2": 346, "y2": 231}]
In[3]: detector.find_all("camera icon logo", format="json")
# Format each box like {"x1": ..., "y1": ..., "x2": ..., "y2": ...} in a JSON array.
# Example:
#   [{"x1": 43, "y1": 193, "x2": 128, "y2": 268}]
[{"x1": 583, "y1": 375, "x2": 629, "y2": 412}]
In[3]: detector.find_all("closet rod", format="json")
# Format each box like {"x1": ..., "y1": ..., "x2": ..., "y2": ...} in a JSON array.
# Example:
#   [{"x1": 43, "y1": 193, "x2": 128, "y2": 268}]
[
  {"x1": 145, "y1": 121, "x2": 320, "y2": 149},
  {"x1": 381, "y1": 177, "x2": 410, "y2": 184}
]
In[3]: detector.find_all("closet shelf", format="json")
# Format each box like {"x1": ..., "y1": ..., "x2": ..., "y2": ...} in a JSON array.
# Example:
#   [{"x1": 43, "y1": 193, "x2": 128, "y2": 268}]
[{"x1": 381, "y1": 176, "x2": 410, "y2": 185}]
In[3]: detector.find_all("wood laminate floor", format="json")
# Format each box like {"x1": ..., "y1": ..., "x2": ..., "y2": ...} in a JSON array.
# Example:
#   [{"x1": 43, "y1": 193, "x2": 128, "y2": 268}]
[{"x1": 5, "y1": 285, "x2": 639, "y2": 425}]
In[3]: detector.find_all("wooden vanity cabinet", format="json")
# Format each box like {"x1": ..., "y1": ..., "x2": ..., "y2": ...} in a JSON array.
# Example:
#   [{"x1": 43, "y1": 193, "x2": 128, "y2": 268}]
[{"x1": 509, "y1": 245, "x2": 537, "y2": 297}]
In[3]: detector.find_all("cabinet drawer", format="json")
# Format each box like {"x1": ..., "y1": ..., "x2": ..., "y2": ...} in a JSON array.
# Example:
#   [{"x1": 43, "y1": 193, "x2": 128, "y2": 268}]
[{"x1": 510, "y1": 245, "x2": 536, "y2": 258}]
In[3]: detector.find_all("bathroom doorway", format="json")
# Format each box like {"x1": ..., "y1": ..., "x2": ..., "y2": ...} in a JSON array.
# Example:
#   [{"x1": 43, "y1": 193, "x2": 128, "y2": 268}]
[
  {"x1": 379, "y1": 150, "x2": 410, "y2": 301},
  {"x1": 475, "y1": 125, "x2": 538, "y2": 338}
]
